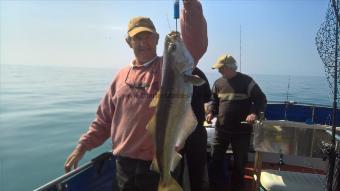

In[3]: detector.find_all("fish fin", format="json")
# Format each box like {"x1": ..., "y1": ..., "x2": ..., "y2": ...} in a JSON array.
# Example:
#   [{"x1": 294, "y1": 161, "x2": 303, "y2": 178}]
[
  {"x1": 183, "y1": 74, "x2": 206, "y2": 86},
  {"x1": 175, "y1": 105, "x2": 197, "y2": 151},
  {"x1": 158, "y1": 177, "x2": 183, "y2": 191},
  {"x1": 149, "y1": 91, "x2": 160, "y2": 107},
  {"x1": 170, "y1": 152, "x2": 182, "y2": 172},
  {"x1": 146, "y1": 115, "x2": 156, "y2": 136},
  {"x1": 150, "y1": 157, "x2": 159, "y2": 172}
]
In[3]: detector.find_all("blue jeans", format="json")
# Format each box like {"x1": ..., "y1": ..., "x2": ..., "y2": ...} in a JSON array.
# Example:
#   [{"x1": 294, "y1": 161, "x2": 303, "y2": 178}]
[{"x1": 115, "y1": 156, "x2": 159, "y2": 191}]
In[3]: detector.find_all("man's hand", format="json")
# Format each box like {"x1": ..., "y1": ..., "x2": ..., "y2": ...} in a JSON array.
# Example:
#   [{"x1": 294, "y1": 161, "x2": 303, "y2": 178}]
[
  {"x1": 182, "y1": 0, "x2": 193, "y2": 9},
  {"x1": 245, "y1": 113, "x2": 257, "y2": 124},
  {"x1": 64, "y1": 145, "x2": 86, "y2": 173},
  {"x1": 206, "y1": 113, "x2": 213, "y2": 123}
]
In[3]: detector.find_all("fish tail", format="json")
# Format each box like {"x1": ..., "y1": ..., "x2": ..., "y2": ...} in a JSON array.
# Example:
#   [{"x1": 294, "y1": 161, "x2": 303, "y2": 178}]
[{"x1": 158, "y1": 177, "x2": 183, "y2": 191}]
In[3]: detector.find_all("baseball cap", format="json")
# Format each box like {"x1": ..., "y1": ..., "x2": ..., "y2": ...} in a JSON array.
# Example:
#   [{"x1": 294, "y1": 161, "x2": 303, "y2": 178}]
[
  {"x1": 212, "y1": 53, "x2": 237, "y2": 70},
  {"x1": 127, "y1": 16, "x2": 157, "y2": 37}
]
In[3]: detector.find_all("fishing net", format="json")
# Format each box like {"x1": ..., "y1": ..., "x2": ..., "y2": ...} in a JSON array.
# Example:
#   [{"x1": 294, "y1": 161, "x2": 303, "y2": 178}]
[
  {"x1": 316, "y1": 1, "x2": 340, "y2": 102},
  {"x1": 316, "y1": 1, "x2": 340, "y2": 191}
]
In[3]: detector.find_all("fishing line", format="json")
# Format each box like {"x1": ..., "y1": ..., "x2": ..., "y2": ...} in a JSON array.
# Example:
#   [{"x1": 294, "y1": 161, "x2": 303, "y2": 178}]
[{"x1": 166, "y1": 13, "x2": 172, "y2": 33}]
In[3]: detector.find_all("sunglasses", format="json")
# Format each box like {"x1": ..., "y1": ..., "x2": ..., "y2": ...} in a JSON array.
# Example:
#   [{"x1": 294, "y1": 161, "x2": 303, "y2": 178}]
[{"x1": 124, "y1": 67, "x2": 150, "y2": 89}]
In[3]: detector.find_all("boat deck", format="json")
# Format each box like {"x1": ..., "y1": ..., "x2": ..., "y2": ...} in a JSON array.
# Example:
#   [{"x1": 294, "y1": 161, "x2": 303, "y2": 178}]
[{"x1": 239, "y1": 161, "x2": 325, "y2": 191}]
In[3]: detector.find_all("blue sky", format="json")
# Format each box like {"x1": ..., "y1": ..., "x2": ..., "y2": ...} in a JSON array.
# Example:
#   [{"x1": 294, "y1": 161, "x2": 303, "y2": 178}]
[{"x1": 0, "y1": 0, "x2": 330, "y2": 76}]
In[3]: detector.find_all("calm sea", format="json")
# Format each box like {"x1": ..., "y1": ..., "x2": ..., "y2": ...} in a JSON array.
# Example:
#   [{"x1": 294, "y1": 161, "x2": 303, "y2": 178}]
[{"x1": 0, "y1": 64, "x2": 333, "y2": 191}]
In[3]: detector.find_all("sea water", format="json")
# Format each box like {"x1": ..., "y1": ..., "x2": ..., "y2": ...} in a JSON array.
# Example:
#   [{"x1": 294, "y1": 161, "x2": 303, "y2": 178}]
[{"x1": 0, "y1": 64, "x2": 333, "y2": 191}]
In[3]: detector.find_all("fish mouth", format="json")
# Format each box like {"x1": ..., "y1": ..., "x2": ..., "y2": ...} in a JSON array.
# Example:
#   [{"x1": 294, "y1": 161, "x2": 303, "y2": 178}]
[
  {"x1": 166, "y1": 31, "x2": 181, "y2": 44},
  {"x1": 168, "y1": 31, "x2": 180, "y2": 38}
]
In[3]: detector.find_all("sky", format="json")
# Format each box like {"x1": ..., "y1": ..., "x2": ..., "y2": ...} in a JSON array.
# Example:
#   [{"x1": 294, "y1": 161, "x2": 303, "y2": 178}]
[{"x1": 0, "y1": 0, "x2": 331, "y2": 76}]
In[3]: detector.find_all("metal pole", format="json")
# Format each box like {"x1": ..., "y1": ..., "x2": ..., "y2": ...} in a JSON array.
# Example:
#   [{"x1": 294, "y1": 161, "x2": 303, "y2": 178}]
[
  {"x1": 240, "y1": 25, "x2": 242, "y2": 72},
  {"x1": 328, "y1": 0, "x2": 339, "y2": 190},
  {"x1": 333, "y1": 0, "x2": 340, "y2": 27}
]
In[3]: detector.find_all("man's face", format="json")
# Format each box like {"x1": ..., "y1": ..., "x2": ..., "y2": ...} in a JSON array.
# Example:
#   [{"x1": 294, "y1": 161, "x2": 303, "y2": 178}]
[
  {"x1": 128, "y1": 31, "x2": 159, "y2": 64},
  {"x1": 218, "y1": 65, "x2": 226, "y2": 74},
  {"x1": 218, "y1": 65, "x2": 236, "y2": 78}
]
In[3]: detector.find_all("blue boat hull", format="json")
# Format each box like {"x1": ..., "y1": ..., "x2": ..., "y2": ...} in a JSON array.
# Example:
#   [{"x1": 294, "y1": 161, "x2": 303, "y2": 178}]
[
  {"x1": 265, "y1": 102, "x2": 340, "y2": 126},
  {"x1": 35, "y1": 152, "x2": 116, "y2": 191}
]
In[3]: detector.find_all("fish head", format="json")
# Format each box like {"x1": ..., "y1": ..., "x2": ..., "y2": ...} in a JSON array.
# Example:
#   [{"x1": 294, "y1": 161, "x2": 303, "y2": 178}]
[{"x1": 164, "y1": 31, "x2": 194, "y2": 75}]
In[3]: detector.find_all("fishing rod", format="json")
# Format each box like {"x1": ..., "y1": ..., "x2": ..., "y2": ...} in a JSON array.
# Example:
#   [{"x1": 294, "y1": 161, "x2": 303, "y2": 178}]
[
  {"x1": 284, "y1": 76, "x2": 291, "y2": 120},
  {"x1": 174, "y1": 0, "x2": 180, "y2": 32},
  {"x1": 239, "y1": 25, "x2": 242, "y2": 72},
  {"x1": 327, "y1": 1, "x2": 339, "y2": 191}
]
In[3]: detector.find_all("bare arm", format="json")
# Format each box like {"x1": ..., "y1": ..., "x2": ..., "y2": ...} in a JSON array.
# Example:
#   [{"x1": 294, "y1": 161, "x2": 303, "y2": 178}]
[{"x1": 64, "y1": 84, "x2": 115, "y2": 172}]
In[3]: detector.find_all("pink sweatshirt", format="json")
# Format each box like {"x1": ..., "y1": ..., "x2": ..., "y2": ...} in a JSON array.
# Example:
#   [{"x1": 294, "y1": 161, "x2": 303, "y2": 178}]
[{"x1": 79, "y1": 0, "x2": 208, "y2": 161}]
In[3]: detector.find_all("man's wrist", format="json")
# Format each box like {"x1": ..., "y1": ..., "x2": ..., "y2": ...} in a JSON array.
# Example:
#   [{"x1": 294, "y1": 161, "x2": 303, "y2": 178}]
[{"x1": 76, "y1": 144, "x2": 86, "y2": 152}]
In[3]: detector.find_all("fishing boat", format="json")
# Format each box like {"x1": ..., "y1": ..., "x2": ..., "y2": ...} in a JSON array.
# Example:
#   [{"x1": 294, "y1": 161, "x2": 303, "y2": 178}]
[
  {"x1": 34, "y1": 101, "x2": 340, "y2": 191},
  {"x1": 34, "y1": 0, "x2": 340, "y2": 190}
]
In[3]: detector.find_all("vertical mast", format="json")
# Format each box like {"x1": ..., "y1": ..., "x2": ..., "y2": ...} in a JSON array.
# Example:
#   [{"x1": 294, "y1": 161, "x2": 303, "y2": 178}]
[
  {"x1": 327, "y1": 0, "x2": 339, "y2": 190},
  {"x1": 239, "y1": 25, "x2": 242, "y2": 72}
]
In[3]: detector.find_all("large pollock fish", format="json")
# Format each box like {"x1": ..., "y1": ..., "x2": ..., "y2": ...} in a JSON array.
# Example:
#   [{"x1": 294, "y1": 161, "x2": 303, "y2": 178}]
[{"x1": 147, "y1": 32, "x2": 205, "y2": 191}]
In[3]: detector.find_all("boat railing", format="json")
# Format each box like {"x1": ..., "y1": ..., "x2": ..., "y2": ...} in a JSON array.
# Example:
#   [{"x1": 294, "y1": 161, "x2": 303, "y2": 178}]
[
  {"x1": 252, "y1": 118, "x2": 331, "y2": 191},
  {"x1": 253, "y1": 120, "x2": 332, "y2": 158},
  {"x1": 265, "y1": 101, "x2": 340, "y2": 127},
  {"x1": 33, "y1": 152, "x2": 115, "y2": 191}
]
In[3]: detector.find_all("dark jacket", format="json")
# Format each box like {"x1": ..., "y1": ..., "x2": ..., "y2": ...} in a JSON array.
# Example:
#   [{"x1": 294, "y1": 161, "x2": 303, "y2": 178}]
[
  {"x1": 191, "y1": 67, "x2": 211, "y2": 127},
  {"x1": 210, "y1": 72, "x2": 267, "y2": 133}
]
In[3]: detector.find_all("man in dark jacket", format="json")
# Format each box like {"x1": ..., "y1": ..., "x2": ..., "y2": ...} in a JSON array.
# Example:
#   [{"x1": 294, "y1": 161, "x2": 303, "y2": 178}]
[
  {"x1": 206, "y1": 53, "x2": 267, "y2": 191},
  {"x1": 176, "y1": 67, "x2": 211, "y2": 191},
  {"x1": 187, "y1": 67, "x2": 211, "y2": 191}
]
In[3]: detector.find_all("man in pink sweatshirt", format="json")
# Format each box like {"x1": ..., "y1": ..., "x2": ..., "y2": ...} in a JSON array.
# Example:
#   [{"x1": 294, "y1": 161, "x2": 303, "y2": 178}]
[{"x1": 64, "y1": 0, "x2": 208, "y2": 190}]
